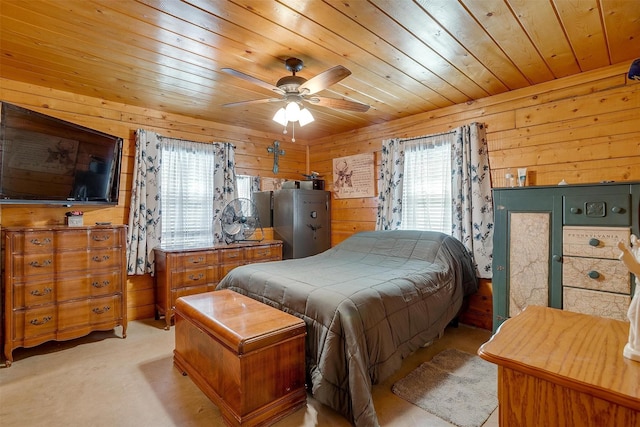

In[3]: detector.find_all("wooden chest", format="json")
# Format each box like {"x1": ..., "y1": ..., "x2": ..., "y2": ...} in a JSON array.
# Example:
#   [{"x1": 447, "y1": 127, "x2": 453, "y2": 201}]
[{"x1": 173, "y1": 290, "x2": 306, "y2": 426}]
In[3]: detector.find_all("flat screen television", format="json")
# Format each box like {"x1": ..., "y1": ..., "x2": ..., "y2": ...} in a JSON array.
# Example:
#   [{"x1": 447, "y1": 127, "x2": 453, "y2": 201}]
[{"x1": 0, "y1": 102, "x2": 123, "y2": 205}]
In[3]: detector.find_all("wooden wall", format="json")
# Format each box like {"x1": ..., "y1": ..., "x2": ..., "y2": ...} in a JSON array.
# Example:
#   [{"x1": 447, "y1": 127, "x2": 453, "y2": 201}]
[
  {"x1": 0, "y1": 78, "x2": 308, "y2": 321},
  {"x1": 309, "y1": 61, "x2": 640, "y2": 330},
  {"x1": 310, "y1": 62, "x2": 640, "y2": 244}
]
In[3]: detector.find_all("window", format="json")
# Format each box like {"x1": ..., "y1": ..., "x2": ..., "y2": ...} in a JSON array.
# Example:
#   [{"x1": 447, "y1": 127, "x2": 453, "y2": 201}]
[
  {"x1": 400, "y1": 140, "x2": 451, "y2": 233},
  {"x1": 236, "y1": 174, "x2": 254, "y2": 200},
  {"x1": 160, "y1": 140, "x2": 217, "y2": 247}
]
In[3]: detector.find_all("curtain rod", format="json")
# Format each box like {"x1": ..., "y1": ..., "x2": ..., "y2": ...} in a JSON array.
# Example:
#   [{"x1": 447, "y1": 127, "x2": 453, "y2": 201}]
[
  {"x1": 155, "y1": 133, "x2": 236, "y2": 148},
  {"x1": 399, "y1": 128, "x2": 457, "y2": 142}
]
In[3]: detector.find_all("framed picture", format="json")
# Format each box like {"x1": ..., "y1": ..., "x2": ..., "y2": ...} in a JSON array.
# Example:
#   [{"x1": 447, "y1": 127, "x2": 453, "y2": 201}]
[{"x1": 333, "y1": 153, "x2": 375, "y2": 199}]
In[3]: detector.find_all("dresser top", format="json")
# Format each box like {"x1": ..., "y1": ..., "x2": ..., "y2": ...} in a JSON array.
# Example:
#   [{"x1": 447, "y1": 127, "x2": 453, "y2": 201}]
[
  {"x1": 155, "y1": 239, "x2": 282, "y2": 252},
  {"x1": 478, "y1": 306, "x2": 640, "y2": 410},
  {"x1": 2, "y1": 224, "x2": 125, "y2": 232}
]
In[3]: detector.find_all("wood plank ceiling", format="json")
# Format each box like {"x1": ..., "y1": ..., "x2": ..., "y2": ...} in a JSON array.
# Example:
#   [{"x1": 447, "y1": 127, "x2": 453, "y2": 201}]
[{"x1": 1, "y1": 0, "x2": 639, "y2": 141}]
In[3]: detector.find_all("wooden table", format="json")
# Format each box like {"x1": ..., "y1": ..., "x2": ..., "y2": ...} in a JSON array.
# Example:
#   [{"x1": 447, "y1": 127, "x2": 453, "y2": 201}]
[{"x1": 478, "y1": 306, "x2": 640, "y2": 426}]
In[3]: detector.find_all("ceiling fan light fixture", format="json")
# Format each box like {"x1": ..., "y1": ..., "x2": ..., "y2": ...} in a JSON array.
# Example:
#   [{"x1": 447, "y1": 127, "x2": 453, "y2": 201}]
[
  {"x1": 298, "y1": 107, "x2": 314, "y2": 127},
  {"x1": 272, "y1": 107, "x2": 288, "y2": 126},
  {"x1": 285, "y1": 101, "x2": 301, "y2": 122}
]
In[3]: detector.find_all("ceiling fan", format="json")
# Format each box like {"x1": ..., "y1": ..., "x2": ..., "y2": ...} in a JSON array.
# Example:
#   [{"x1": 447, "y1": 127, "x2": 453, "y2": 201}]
[{"x1": 221, "y1": 58, "x2": 370, "y2": 115}]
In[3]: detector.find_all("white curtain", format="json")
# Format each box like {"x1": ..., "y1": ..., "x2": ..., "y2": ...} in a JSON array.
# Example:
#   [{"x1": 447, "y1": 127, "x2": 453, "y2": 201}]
[
  {"x1": 376, "y1": 123, "x2": 494, "y2": 278},
  {"x1": 401, "y1": 135, "x2": 452, "y2": 233},
  {"x1": 160, "y1": 139, "x2": 218, "y2": 247},
  {"x1": 126, "y1": 130, "x2": 237, "y2": 275}
]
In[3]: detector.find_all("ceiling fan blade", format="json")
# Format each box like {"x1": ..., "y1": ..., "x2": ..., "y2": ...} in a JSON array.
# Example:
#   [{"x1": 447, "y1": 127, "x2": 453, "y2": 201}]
[
  {"x1": 299, "y1": 65, "x2": 351, "y2": 95},
  {"x1": 222, "y1": 98, "x2": 282, "y2": 108},
  {"x1": 307, "y1": 96, "x2": 370, "y2": 112},
  {"x1": 221, "y1": 68, "x2": 285, "y2": 95}
]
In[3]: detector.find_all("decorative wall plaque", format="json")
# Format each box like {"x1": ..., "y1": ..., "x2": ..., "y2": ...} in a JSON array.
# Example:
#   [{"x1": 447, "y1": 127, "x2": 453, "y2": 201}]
[{"x1": 332, "y1": 153, "x2": 375, "y2": 199}]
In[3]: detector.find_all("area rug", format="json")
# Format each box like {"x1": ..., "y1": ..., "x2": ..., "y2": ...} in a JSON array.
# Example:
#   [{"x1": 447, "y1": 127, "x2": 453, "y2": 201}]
[{"x1": 392, "y1": 348, "x2": 498, "y2": 427}]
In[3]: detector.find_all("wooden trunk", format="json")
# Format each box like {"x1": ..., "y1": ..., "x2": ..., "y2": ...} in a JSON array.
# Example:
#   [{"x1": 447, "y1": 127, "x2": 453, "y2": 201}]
[{"x1": 173, "y1": 290, "x2": 307, "y2": 427}]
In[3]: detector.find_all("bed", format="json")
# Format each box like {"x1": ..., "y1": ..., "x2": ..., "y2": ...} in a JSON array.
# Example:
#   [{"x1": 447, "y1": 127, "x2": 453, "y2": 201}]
[{"x1": 216, "y1": 230, "x2": 478, "y2": 426}]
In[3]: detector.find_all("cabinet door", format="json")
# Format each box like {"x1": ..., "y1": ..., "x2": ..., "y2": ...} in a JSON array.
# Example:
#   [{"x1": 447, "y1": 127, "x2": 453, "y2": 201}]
[
  {"x1": 293, "y1": 192, "x2": 330, "y2": 258},
  {"x1": 492, "y1": 188, "x2": 562, "y2": 330}
]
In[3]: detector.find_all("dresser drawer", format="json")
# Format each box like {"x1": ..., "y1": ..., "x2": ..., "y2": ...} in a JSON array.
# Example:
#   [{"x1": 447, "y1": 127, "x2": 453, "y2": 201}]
[
  {"x1": 170, "y1": 267, "x2": 218, "y2": 289},
  {"x1": 8, "y1": 231, "x2": 55, "y2": 253},
  {"x1": 56, "y1": 248, "x2": 123, "y2": 272},
  {"x1": 88, "y1": 228, "x2": 124, "y2": 248},
  {"x1": 11, "y1": 252, "x2": 55, "y2": 279},
  {"x1": 56, "y1": 270, "x2": 123, "y2": 301},
  {"x1": 563, "y1": 193, "x2": 630, "y2": 226},
  {"x1": 13, "y1": 305, "x2": 58, "y2": 340},
  {"x1": 13, "y1": 281, "x2": 56, "y2": 308},
  {"x1": 89, "y1": 295, "x2": 123, "y2": 325},
  {"x1": 563, "y1": 287, "x2": 630, "y2": 321},
  {"x1": 562, "y1": 226, "x2": 629, "y2": 259},
  {"x1": 56, "y1": 229, "x2": 93, "y2": 250},
  {"x1": 173, "y1": 250, "x2": 219, "y2": 269},
  {"x1": 57, "y1": 295, "x2": 123, "y2": 331},
  {"x1": 245, "y1": 244, "x2": 281, "y2": 260},
  {"x1": 562, "y1": 257, "x2": 630, "y2": 294},
  {"x1": 220, "y1": 248, "x2": 244, "y2": 263}
]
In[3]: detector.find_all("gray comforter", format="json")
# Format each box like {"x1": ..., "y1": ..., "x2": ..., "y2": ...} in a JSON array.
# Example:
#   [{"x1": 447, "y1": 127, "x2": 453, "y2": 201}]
[{"x1": 216, "y1": 230, "x2": 477, "y2": 426}]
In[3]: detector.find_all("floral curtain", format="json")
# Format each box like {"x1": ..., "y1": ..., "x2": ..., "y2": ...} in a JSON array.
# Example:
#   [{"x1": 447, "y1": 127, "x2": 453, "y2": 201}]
[
  {"x1": 376, "y1": 123, "x2": 494, "y2": 278},
  {"x1": 375, "y1": 138, "x2": 405, "y2": 230},
  {"x1": 126, "y1": 129, "x2": 162, "y2": 275},
  {"x1": 212, "y1": 142, "x2": 238, "y2": 243},
  {"x1": 126, "y1": 130, "x2": 237, "y2": 275},
  {"x1": 250, "y1": 176, "x2": 261, "y2": 193},
  {"x1": 451, "y1": 123, "x2": 493, "y2": 278}
]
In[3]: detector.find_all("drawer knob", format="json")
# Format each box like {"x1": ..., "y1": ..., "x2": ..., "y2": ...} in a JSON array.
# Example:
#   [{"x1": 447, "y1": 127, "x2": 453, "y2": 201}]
[
  {"x1": 92, "y1": 306, "x2": 111, "y2": 314},
  {"x1": 611, "y1": 206, "x2": 622, "y2": 213},
  {"x1": 29, "y1": 259, "x2": 52, "y2": 268},
  {"x1": 588, "y1": 238, "x2": 600, "y2": 247},
  {"x1": 29, "y1": 238, "x2": 52, "y2": 246},
  {"x1": 92, "y1": 280, "x2": 110, "y2": 288},
  {"x1": 30, "y1": 287, "x2": 53, "y2": 296},
  {"x1": 587, "y1": 270, "x2": 600, "y2": 279},
  {"x1": 570, "y1": 207, "x2": 581, "y2": 214},
  {"x1": 30, "y1": 316, "x2": 52, "y2": 326}
]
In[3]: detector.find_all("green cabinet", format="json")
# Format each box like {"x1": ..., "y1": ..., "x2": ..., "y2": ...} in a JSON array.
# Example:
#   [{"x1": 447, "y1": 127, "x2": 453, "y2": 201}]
[{"x1": 492, "y1": 182, "x2": 640, "y2": 331}]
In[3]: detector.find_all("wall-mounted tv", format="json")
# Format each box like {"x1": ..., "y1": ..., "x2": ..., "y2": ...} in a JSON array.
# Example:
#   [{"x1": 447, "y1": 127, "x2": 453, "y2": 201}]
[{"x1": 0, "y1": 102, "x2": 123, "y2": 205}]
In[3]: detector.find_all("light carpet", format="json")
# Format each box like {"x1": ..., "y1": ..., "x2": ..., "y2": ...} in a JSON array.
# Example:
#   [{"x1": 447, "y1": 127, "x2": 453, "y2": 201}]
[{"x1": 392, "y1": 348, "x2": 498, "y2": 427}]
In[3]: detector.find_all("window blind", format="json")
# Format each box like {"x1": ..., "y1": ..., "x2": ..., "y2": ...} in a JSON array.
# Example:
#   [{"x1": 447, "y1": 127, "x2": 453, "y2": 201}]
[
  {"x1": 400, "y1": 141, "x2": 451, "y2": 233},
  {"x1": 160, "y1": 140, "x2": 217, "y2": 247}
]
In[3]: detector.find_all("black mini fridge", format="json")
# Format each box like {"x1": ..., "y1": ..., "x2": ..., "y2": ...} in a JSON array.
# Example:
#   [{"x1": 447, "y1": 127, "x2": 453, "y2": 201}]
[{"x1": 273, "y1": 189, "x2": 331, "y2": 259}]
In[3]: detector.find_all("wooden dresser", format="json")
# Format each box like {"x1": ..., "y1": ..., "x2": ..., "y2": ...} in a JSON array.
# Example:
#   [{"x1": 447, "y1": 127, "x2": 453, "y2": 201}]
[
  {"x1": 479, "y1": 306, "x2": 639, "y2": 426},
  {"x1": 2, "y1": 225, "x2": 127, "y2": 366},
  {"x1": 492, "y1": 182, "x2": 640, "y2": 330},
  {"x1": 153, "y1": 240, "x2": 282, "y2": 330}
]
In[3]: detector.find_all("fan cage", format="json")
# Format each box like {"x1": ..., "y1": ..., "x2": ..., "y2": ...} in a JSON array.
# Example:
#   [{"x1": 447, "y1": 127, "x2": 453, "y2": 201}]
[{"x1": 220, "y1": 198, "x2": 264, "y2": 244}]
